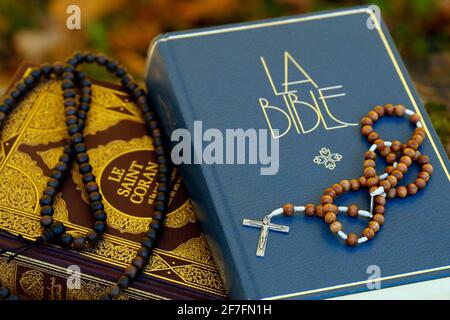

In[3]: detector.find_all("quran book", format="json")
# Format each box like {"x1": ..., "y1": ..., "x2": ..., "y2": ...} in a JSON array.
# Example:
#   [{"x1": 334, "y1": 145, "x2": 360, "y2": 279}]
[
  {"x1": 0, "y1": 63, "x2": 226, "y2": 300},
  {"x1": 145, "y1": 6, "x2": 450, "y2": 299}
]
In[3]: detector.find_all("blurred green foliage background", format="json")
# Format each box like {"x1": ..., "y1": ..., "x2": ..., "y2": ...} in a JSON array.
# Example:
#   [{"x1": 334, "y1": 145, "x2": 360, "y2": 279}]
[{"x1": 0, "y1": 0, "x2": 449, "y2": 153}]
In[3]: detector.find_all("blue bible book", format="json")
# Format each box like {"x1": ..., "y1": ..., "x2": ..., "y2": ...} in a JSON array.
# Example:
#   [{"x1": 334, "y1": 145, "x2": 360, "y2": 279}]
[{"x1": 145, "y1": 6, "x2": 450, "y2": 299}]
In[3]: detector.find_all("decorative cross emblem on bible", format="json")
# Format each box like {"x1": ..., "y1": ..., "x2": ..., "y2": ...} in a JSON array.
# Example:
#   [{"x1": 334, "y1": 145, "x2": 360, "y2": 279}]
[{"x1": 242, "y1": 216, "x2": 290, "y2": 257}]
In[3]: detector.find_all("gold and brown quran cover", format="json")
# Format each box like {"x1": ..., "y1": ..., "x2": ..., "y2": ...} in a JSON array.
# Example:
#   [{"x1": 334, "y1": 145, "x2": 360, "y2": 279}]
[{"x1": 0, "y1": 63, "x2": 226, "y2": 300}]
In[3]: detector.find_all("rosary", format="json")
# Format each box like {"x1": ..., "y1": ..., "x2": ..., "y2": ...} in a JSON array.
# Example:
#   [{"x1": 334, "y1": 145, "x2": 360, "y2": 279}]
[
  {"x1": 0, "y1": 52, "x2": 170, "y2": 300},
  {"x1": 243, "y1": 104, "x2": 433, "y2": 257}
]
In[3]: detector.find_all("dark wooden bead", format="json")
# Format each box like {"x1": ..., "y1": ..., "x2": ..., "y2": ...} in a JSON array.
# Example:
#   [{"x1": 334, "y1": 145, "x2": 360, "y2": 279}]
[
  {"x1": 374, "y1": 195, "x2": 386, "y2": 206},
  {"x1": 88, "y1": 191, "x2": 101, "y2": 202},
  {"x1": 73, "y1": 236, "x2": 86, "y2": 249},
  {"x1": 86, "y1": 230, "x2": 99, "y2": 243},
  {"x1": 108, "y1": 285, "x2": 122, "y2": 299},
  {"x1": 346, "y1": 233, "x2": 358, "y2": 246},
  {"x1": 40, "y1": 205, "x2": 54, "y2": 216},
  {"x1": 137, "y1": 247, "x2": 151, "y2": 260},
  {"x1": 117, "y1": 276, "x2": 130, "y2": 289},
  {"x1": 40, "y1": 216, "x2": 54, "y2": 228},
  {"x1": 124, "y1": 265, "x2": 139, "y2": 280},
  {"x1": 60, "y1": 233, "x2": 74, "y2": 247},
  {"x1": 0, "y1": 287, "x2": 10, "y2": 299},
  {"x1": 410, "y1": 114, "x2": 420, "y2": 123},
  {"x1": 407, "y1": 139, "x2": 419, "y2": 149},
  {"x1": 94, "y1": 221, "x2": 106, "y2": 234},
  {"x1": 85, "y1": 182, "x2": 99, "y2": 193},
  {"x1": 418, "y1": 155, "x2": 430, "y2": 166},
  {"x1": 132, "y1": 256, "x2": 146, "y2": 269},
  {"x1": 392, "y1": 169, "x2": 403, "y2": 180},
  {"x1": 141, "y1": 237, "x2": 155, "y2": 249},
  {"x1": 386, "y1": 153, "x2": 397, "y2": 164},
  {"x1": 50, "y1": 222, "x2": 65, "y2": 237}
]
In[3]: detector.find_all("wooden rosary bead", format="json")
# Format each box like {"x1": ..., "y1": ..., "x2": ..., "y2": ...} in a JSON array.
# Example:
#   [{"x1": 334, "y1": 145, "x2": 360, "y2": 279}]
[
  {"x1": 418, "y1": 155, "x2": 430, "y2": 166},
  {"x1": 346, "y1": 233, "x2": 358, "y2": 247},
  {"x1": 359, "y1": 176, "x2": 367, "y2": 187},
  {"x1": 385, "y1": 165, "x2": 395, "y2": 174},
  {"x1": 332, "y1": 183, "x2": 344, "y2": 195},
  {"x1": 364, "y1": 159, "x2": 376, "y2": 168},
  {"x1": 362, "y1": 228, "x2": 375, "y2": 240},
  {"x1": 415, "y1": 128, "x2": 426, "y2": 138},
  {"x1": 380, "y1": 146, "x2": 391, "y2": 158},
  {"x1": 394, "y1": 104, "x2": 406, "y2": 116},
  {"x1": 305, "y1": 204, "x2": 316, "y2": 217},
  {"x1": 282, "y1": 203, "x2": 295, "y2": 216},
  {"x1": 367, "y1": 111, "x2": 379, "y2": 122},
  {"x1": 391, "y1": 140, "x2": 401, "y2": 152},
  {"x1": 373, "y1": 105, "x2": 385, "y2": 117},
  {"x1": 361, "y1": 116, "x2": 373, "y2": 126},
  {"x1": 384, "y1": 103, "x2": 395, "y2": 115},
  {"x1": 413, "y1": 150, "x2": 421, "y2": 161},
  {"x1": 387, "y1": 188, "x2": 397, "y2": 198},
  {"x1": 397, "y1": 186, "x2": 408, "y2": 198},
  {"x1": 396, "y1": 163, "x2": 408, "y2": 174},
  {"x1": 413, "y1": 134, "x2": 424, "y2": 145},
  {"x1": 346, "y1": 205, "x2": 358, "y2": 217},
  {"x1": 386, "y1": 153, "x2": 397, "y2": 164},
  {"x1": 339, "y1": 179, "x2": 351, "y2": 192},
  {"x1": 422, "y1": 163, "x2": 433, "y2": 174},
  {"x1": 329, "y1": 221, "x2": 342, "y2": 233},
  {"x1": 403, "y1": 147, "x2": 415, "y2": 158},
  {"x1": 323, "y1": 203, "x2": 337, "y2": 213},
  {"x1": 418, "y1": 171, "x2": 430, "y2": 182},
  {"x1": 410, "y1": 113, "x2": 420, "y2": 123},
  {"x1": 373, "y1": 205, "x2": 385, "y2": 215},
  {"x1": 368, "y1": 221, "x2": 380, "y2": 232},
  {"x1": 323, "y1": 188, "x2": 337, "y2": 198},
  {"x1": 324, "y1": 212, "x2": 336, "y2": 224},
  {"x1": 391, "y1": 169, "x2": 403, "y2": 180},
  {"x1": 315, "y1": 205, "x2": 325, "y2": 218},
  {"x1": 364, "y1": 150, "x2": 376, "y2": 160},
  {"x1": 407, "y1": 139, "x2": 419, "y2": 149},
  {"x1": 364, "y1": 167, "x2": 376, "y2": 178},
  {"x1": 366, "y1": 176, "x2": 379, "y2": 188},
  {"x1": 415, "y1": 178, "x2": 426, "y2": 189},
  {"x1": 361, "y1": 125, "x2": 373, "y2": 136},
  {"x1": 321, "y1": 195, "x2": 333, "y2": 204},
  {"x1": 367, "y1": 131, "x2": 379, "y2": 143},
  {"x1": 350, "y1": 179, "x2": 360, "y2": 191},
  {"x1": 73, "y1": 236, "x2": 86, "y2": 249},
  {"x1": 400, "y1": 156, "x2": 412, "y2": 167},
  {"x1": 386, "y1": 175, "x2": 398, "y2": 187},
  {"x1": 374, "y1": 139, "x2": 385, "y2": 150},
  {"x1": 407, "y1": 183, "x2": 418, "y2": 195},
  {"x1": 373, "y1": 214, "x2": 385, "y2": 225},
  {"x1": 374, "y1": 195, "x2": 386, "y2": 206}
]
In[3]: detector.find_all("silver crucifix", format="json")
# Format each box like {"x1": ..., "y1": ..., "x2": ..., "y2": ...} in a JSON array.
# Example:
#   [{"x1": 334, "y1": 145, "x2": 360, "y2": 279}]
[{"x1": 242, "y1": 215, "x2": 289, "y2": 257}]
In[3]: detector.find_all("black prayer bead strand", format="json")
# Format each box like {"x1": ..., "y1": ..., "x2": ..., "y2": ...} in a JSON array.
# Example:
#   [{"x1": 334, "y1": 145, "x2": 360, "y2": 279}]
[{"x1": 62, "y1": 52, "x2": 171, "y2": 299}]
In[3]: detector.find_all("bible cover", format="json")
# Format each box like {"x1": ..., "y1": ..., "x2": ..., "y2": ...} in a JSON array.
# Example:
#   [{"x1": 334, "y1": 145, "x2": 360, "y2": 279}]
[
  {"x1": 0, "y1": 63, "x2": 226, "y2": 300},
  {"x1": 145, "y1": 6, "x2": 450, "y2": 299}
]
